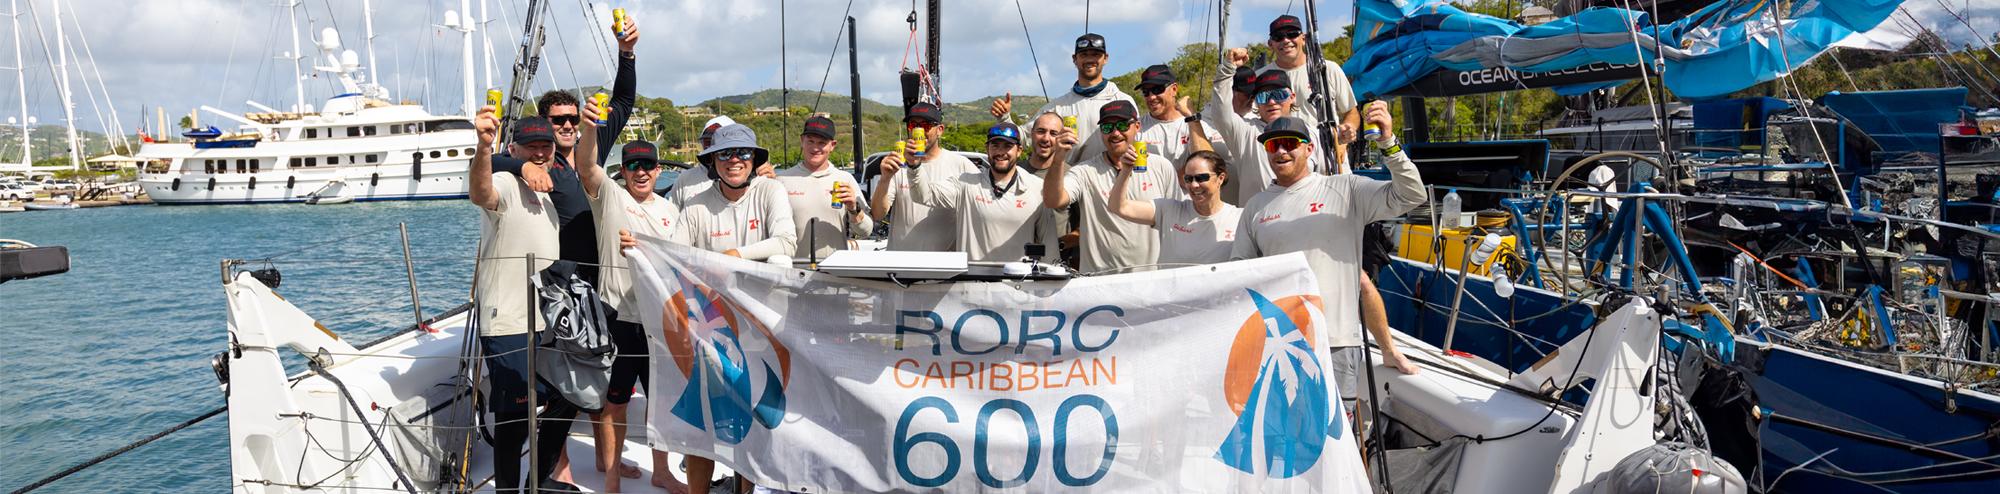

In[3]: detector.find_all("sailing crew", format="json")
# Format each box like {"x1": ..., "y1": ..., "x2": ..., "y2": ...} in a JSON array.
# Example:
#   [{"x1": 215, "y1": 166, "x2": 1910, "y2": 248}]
[
  {"x1": 1231, "y1": 105, "x2": 1424, "y2": 422},
  {"x1": 1203, "y1": 47, "x2": 1330, "y2": 205},
  {"x1": 775, "y1": 115, "x2": 872, "y2": 259},
  {"x1": 899, "y1": 122, "x2": 1053, "y2": 262},
  {"x1": 992, "y1": 33, "x2": 1136, "y2": 162},
  {"x1": 868, "y1": 102, "x2": 978, "y2": 251},
  {"x1": 1258, "y1": 13, "x2": 1360, "y2": 153},
  {"x1": 1133, "y1": 64, "x2": 1215, "y2": 167},
  {"x1": 466, "y1": 112, "x2": 579, "y2": 493},
  {"x1": 583, "y1": 140, "x2": 687, "y2": 493},
  {"x1": 1108, "y1": 150, "x2": 1241, "y2": 265},
  {"x1": 1041, "y1": 100, "x2": 1183, "y2": 273}
]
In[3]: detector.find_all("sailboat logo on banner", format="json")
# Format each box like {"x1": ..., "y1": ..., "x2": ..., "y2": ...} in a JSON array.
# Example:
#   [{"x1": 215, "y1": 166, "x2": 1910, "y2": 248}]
[
  {"x1": 658, "y1": 267, "x2": 792, "y2": 445},
  {"x1": 1216, "y1": 290, "x2": 1337, "y2": 478}
]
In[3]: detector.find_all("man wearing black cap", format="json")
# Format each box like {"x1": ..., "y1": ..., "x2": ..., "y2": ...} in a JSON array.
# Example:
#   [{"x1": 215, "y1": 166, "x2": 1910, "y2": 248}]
[
  {"x1": 903, "y1": 122, "x2": 1054, "y2": 262},
  {"x1": 468, "y1": 110, "x2": 585, "y2": 493},
  {"x1": 676, "y1": 123, "x2": 797, "y2": 261},
  {"x1": 776, "y1": 115, "x2": 872, "y2": 259},
  {"x1": 869, "y1": 102, "x2": 978, "y2": 252},
  {"x1": 1203, "y1": 47, "x2": 1331, "y2": 205},
  {"x1": 1133, "y1": 63, "x2": 1217, "y2": 168},
  {"x1": 990, "y1": 33, "x2": 1135, "y2": 163},
  {"x1": 1042, "y1": 100, "x2": 1184, "y2": 273},
  {"x1": 1259, "y1": 13, "x2": 1359, "y2": 144},
  {"x1": 583, "y1": 137, "x2": 686, "y2": 494},
  {"x1": 1232, "y1": 104, "x2": 1424, "y2": 426}
]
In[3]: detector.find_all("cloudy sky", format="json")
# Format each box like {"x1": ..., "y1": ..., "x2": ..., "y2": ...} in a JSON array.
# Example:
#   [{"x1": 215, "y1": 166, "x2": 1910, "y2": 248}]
[{"x1": 0, "y1": 0, "x2": 1991, "y2": 139}]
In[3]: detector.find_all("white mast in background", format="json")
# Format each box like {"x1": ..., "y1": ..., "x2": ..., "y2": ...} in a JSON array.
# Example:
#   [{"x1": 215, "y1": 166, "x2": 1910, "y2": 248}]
[
  {"x1": 285, "y1": 0, "x2": 305, "y2": 113},
  {"x1": 480, "y1": 0, "x2": 496, "y2": 89},
  {"x1": 450, "y1": 0, "x2": 475, "y2": 117},
  {"x1": 52, "y1": 0, "x2": 76, "y2": 170},
  {"x1": 10, "y1": 0, "x2": 29, "y2": 169},
  {"x1": 363, "y1": 0, "x2": 379, "y2": 89}
]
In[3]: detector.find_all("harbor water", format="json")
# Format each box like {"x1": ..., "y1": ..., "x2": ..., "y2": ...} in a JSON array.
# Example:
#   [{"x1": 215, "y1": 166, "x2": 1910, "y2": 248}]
[{"x1": 1, "y1": 201, "x2": 479, "y2": 491}]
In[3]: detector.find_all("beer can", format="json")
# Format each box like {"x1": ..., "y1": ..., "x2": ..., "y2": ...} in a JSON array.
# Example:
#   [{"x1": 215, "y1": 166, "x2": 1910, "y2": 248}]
[
  {"x1": 485, "y1": 89, "x2": 504, "y2": 119},
  {"x1": 1133, "y1": 141, "x2": 1149, "y2": 172},
  {"x1": 612, "y1": 8, "x2": 627, "y2": 37},
  {"x1": 1362, "y1": 123, "x2": 1383, "y2": 142},
  {"x1": 910, "y1": 128, "x2": 927, "y2": 159},
  {"x1": 830, "y1": 182, "x2": 845, "y2": 209},
  {"x1": 1062, "y1": 115, "x2": 1077, "y2": 130},
  {"x1": 893, "y1": 140, "x2": 907, "y2": 162},
  {"x1": 591, "y1": 92, "x2": 611, "y2": 125}
]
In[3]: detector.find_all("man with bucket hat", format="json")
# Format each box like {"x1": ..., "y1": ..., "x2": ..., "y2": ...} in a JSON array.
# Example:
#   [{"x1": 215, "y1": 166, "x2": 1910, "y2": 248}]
[{"x1": 674, "y1": 124, "x2": 797, "y2": 261}]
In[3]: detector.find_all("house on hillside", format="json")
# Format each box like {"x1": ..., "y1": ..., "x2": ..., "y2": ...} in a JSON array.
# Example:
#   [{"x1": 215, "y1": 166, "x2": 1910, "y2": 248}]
[
  {"x1": 753, "y1": 106, "x2": 785, "y2": 116},
  {"x1": 679, "y1": 106, "x2": 713, "y2": 117}
]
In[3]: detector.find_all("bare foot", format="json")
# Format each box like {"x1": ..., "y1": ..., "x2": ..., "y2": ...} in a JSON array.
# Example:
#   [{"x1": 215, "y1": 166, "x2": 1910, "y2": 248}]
[
  {"x1": 618, "y1": 459, "x2": 643, "y2": 479},
  {"x1": 653, "y1": 473, "x2": 689, "y2": 494}
]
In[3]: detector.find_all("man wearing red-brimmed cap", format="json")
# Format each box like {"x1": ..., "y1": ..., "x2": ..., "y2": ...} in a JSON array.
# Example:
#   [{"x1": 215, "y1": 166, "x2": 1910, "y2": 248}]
[
  {"x1": 1041, "y1": 100, "x2": 1184, "y2": 273},
  {"x1": 775, "y1": 115, "x2": 872, "y2": 259}
]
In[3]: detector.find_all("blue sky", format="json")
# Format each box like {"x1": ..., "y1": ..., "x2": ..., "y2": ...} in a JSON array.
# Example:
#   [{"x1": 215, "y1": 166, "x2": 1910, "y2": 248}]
[{"x1": 0, "y1": 0, "x2": 1991, "y2": 139}]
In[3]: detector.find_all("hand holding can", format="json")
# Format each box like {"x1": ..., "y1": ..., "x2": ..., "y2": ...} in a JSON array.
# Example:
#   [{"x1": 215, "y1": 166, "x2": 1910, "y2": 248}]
[
  {"x1": 1133, "y1": 141, "x2": 1149, "y2": 172},
  {"x1": 591, "y1": 92, "x2": 611, "y2": 125}
]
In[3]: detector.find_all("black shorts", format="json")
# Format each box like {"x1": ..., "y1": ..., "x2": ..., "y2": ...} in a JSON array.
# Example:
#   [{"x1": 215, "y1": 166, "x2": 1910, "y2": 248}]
[
  {"x1": 605, "y1": 312, "x2": 650, "y2": 405},
  {"x1": 1363, "y1": 222, "x2": 1393, "y2": 278},
  {"x1": 480, "y1": 333, "x2": 555, "y2": 415}
]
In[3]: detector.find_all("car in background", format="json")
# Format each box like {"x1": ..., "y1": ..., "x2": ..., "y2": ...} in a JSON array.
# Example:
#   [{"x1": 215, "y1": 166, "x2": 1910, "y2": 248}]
[
  {"x1": 38, "y1": 179, "x2": 78, "y2": 192},
  {"x1": 0, "y1": 182, "x2": 31, "y2": 200}
]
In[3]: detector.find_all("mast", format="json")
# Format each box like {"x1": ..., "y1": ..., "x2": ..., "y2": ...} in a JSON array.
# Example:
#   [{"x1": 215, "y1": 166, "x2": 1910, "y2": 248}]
[
  {"x1": 52, "y1": 0, "x2": 75, "y2": 170},
  {"x1": 285, "y1": 0, "x2": 305, "y2": 113},
  {"x1": 926, "y1": 0, "x2": 940, "y2": 90},
  {"x1": 456, "y1": 0, "x2": 475, "y2": 117},
  {"x1": 362, "y1": 0, "x2": 379, "y2": 87},
  {"x1": 501, "y1": 0, "x2": 551, "y2": 143},
  {"x1": 479, "y1": 0, "x2": 496, "y2": 89},
  {"x1": 847, "y1": 15, "x2": 861, "y2": 172},
  {"x1": 10, "y1": 0, "x2": 27, "y2": 167}
]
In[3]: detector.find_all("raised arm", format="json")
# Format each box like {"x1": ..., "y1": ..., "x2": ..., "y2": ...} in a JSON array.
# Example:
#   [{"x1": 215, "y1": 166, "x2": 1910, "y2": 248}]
[
  {"x1": 576, "y1": 102, "x2": 607, "y2": 198},
  {"x1": 1351, "y1": 101, "x2": 1426, "y2": 222},
  {"x1": 869, "y1": 153, "x2": 901, "y2": 223},
  {"x1": 1206, "y1": 50, "x2": 1261, "y2": 167},
  {"x1": 595, "y1": 15, "x2": 641, "y2": 163},
  {"x1": 1039, "y1": 127, "x2": 1079, "y2": 209},
  {"x1": 905, "y1": 157, "x2": 962, "y2": 210},
  {"x1": 1106, "y1": 161, "x2": 1156, "y2": 226},
  {"x1": 469, "y1": 107, "x2": 502, "y2": 211}
]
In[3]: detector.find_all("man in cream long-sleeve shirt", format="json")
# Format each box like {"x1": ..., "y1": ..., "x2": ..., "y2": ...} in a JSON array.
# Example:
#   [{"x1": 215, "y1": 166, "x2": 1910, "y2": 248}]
[
  {"x1": 1232, "y1": 105, "x2": 1422, "y2": 414},
  {"x1": 676, "y1": 124, "x2": 797, "y2": 261},
  {"x1": 1205, "y1": 48, "x2": 1328, "y2": 206},
  {"x1": 776, "y1": 116, "x2": 872, "y2": 259}
]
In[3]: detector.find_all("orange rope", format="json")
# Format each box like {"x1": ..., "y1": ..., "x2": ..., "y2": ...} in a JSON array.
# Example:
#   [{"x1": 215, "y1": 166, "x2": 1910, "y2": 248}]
[{"x1": 1725, "y1": 240, "x2": 1811, "y2": 290}]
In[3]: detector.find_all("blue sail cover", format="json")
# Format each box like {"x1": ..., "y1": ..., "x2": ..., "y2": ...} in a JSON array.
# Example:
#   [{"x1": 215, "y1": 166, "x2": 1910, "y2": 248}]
[
  {"x1": 1818, "y1": 88, "x2": 1971, "y2": 153},
  {"x1": 1347, "y1": 0, "x2": 1906, "y2": 100}
]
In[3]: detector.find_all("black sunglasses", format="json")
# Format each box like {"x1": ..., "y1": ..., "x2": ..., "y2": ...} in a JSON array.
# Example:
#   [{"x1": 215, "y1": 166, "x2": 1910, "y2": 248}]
[
  {"x1": 1270, "y1": 31, "x2": 1303, "y2": 42},
  {"x1": 547, "y1": 115, "x2": 581, "y2": 126},
  {"x1": 624, "y1": 161, "x2": 659, "y2": 171},
  {"x1": 713, "y1": 148, "x2": 758, "y2": 162},
  {"x1": 1182, "y1": 173, "x2": 1215, "y2": 184},
  {"x1": 1140, "y1": 85, "x2": 1169, "y2": 97}
]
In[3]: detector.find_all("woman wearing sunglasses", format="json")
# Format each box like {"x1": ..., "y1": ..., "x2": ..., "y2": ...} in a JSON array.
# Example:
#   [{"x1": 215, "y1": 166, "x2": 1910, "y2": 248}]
[{"x1": 1106, "y1": 150, "x2": 1240, "y2": 265}]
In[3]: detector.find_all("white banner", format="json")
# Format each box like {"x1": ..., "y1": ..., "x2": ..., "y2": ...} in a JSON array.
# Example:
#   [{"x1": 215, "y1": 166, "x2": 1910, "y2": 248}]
[{"x1": 627, "y1": 240, "x2": 1368, "y2": 493}]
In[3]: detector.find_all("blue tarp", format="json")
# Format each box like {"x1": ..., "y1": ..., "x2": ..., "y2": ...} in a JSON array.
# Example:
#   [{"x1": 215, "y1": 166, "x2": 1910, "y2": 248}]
[
  {"x1": 1818, "y1": 88, "x2": 1970, "y2": 153},
  {"x1": 1348, "y1": 0, "x2": 1907, "y2": 100}
]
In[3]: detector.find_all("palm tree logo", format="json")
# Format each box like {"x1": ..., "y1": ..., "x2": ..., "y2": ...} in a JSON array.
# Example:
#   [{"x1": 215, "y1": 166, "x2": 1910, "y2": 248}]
[{"x1": 1216, "y1": 290, "x2": 1335, "y2": 478}]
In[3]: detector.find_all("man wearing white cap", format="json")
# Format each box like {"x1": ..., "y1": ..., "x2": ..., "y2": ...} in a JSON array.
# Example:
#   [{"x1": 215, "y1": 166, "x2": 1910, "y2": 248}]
[{"x1": 670, "y1": 115, "x2": 750, "y2": 205}]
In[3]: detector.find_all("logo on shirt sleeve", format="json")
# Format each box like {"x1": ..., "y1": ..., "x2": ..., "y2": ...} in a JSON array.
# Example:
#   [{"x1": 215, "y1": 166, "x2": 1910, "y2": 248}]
[{"x1": 1308, "y1": 202, "x2": 1324, "y2": 213}]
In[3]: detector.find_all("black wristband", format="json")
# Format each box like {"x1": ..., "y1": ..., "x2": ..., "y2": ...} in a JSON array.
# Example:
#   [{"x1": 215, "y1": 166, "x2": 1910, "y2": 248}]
[{"x1": 1184, "y1": 114, "x2": 1201, "y2": 124}]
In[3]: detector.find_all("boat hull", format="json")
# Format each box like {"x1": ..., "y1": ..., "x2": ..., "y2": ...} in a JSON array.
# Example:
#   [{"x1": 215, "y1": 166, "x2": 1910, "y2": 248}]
[{"x1": 139, "y1": 160, "x2": 469, "y2": 205}]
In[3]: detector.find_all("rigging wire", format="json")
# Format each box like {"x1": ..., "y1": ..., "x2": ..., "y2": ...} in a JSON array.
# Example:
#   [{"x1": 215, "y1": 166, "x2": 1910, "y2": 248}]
[
  {"x1": 1929, "y1": 0, "x2": 2000, "y2": 67},
  {"x1": 811, "y1": 0, "x2": 859, "y2": 114},
  {"x1": 1014, "y1": 0, "x2": 1051, "y2": 102}
]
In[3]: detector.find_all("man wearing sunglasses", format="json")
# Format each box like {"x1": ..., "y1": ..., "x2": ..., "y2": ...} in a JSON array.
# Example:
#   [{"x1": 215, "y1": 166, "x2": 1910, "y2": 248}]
[
  {"x1": 671, "y1": 115, "x2": 740, "y2": 205},
  {"x1": 1203, "y1": 46, "x2": 1329, "y2": 206},
  {"x1": 674, "y1": 124, "x2": 797, "y2": 261},
  {"x1": 900, "y1": 122, "x2": 1053, "y2": 262},
  {"x1": 1232, "y1": 104, "x2": 1425, "y2": 425},
  {"x1": 870, "y1": 102, "x2": 977, "y2": 252},
  {"x1": 1258, "y1": 14, "x2": 1359, "y2": 153},
  {"x1": 775, "y1": 115, "x2": 872, "y2": 259},
  {"x1": 1133, "y1": 64, "x2": 1219, "y2": 169},
  {"x1": 1042, "y1": 100, "x2": 1184, "y2": 273}
]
